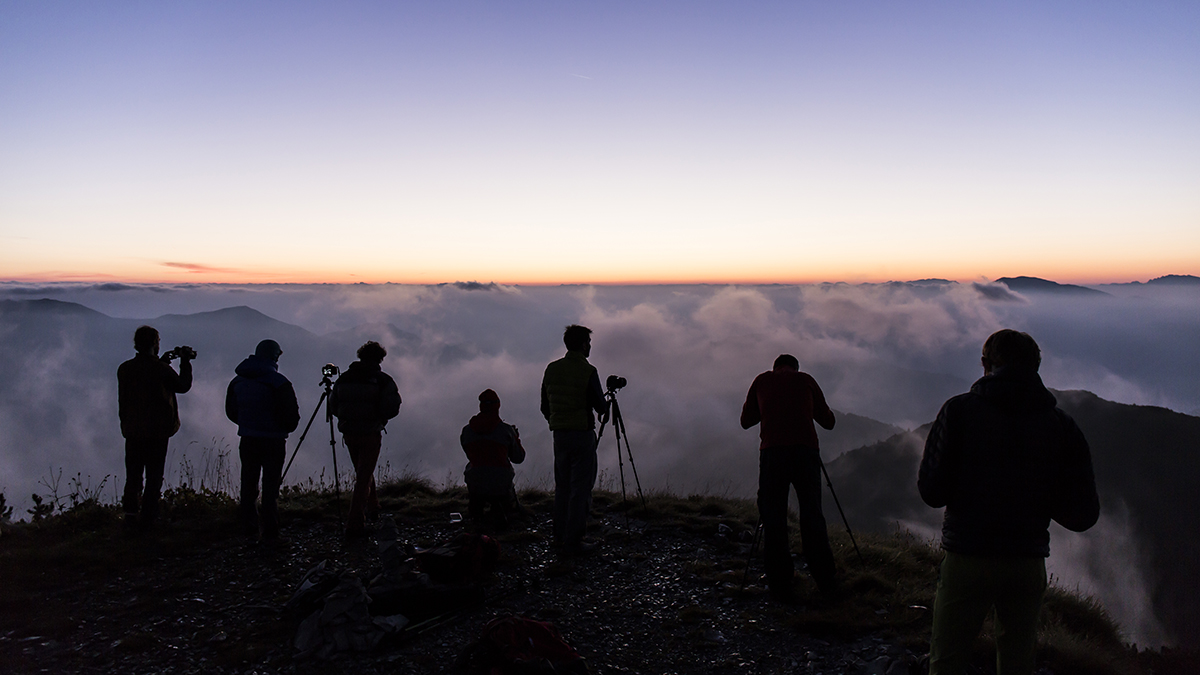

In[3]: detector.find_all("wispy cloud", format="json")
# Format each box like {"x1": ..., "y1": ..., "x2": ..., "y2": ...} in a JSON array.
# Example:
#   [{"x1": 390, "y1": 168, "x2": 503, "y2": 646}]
[{"x1": 162, "y1": 262, "x2": 245, "y2": 274}]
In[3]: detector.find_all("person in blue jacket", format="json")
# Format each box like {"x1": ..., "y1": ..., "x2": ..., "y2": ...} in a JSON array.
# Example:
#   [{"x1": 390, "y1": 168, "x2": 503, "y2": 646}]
[{"x1": 226, "y1": 339, "x2": 300, "y2": 543}]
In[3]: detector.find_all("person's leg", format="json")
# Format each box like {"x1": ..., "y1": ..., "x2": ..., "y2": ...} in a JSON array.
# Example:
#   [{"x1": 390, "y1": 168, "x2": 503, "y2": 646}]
[
  {"x1": 757, "y1": 447, "x2": 795, "y2": 591},
  {"x1": 552, "y1": 432, "x2": 571, "y2": 546},
  {"x1": 992, "y1": 557, "x2": 1047, "y2": 675},
  {"x1": 123, "y1": 438, "x2": 148, "y2": 519},
  {"x1": 140, "y1": 437, "x2": 169, "y2": 524},
  {"x1": 565, "y1": 431, "x2": 598, "y2": 548},
  {"x1": 467, "y1": 488, "x2": 486, "y2": 521},
  {"x1": 794, "y1": 448, "x2": 836, "y2": 587},
  {"x1": 239, "y1": 437, "x2": 262, "y2": 535},
  {"x1": 345, "y1": 434, "x2": 382, "y2": 532},
  {"x1": 929, "y1": 551, "x2": 996, "y2": 675},
  {"x1": 259, "y1": 438, "x2": 286, "y2": 540}
]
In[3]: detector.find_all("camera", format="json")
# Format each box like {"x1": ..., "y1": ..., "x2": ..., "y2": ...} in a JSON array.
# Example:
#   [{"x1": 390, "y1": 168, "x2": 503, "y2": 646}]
[
  {"x1": 163, "y1": 345, "x2": 197, "y2": 361},
  {"x1": 322, "y1": 363, "x2": 340, "y2": 378},
  {"x1": 606, "y1": 375, "x2": 627, "y2": 392}
]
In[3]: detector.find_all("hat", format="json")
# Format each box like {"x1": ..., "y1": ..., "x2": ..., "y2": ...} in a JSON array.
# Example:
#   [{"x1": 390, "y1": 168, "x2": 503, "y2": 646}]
[
  {"x1": 478, "y1": 389, "x2": 500, "y2": 411},
  {"x1": 255, "y1": 339, "x2": 283, "y2": 361}
]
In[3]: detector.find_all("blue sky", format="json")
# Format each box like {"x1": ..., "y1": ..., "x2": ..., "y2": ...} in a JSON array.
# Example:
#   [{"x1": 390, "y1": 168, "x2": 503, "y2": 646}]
[{"x1": 2, "y1": 1, "x2": 1198, "y2": 283}]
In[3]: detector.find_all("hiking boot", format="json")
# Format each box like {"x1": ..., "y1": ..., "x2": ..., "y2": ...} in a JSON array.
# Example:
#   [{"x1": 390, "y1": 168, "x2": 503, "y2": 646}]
[
  {"x1": 260, "y1": 535, "x2": 291, "y2": 549},
  {"x1": 768, "y1": 585, "x2": 803, "y2": 605},
  {"x1": 562, "y1": 541, "x2": 598, "y2": 557}
]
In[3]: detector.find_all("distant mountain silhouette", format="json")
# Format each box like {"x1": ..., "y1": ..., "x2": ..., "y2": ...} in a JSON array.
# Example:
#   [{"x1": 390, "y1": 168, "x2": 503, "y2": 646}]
[
  {"x1": 995, "y1": 276, "x2": 1108, "y2": 296},
  {"x1": 1145, "y1": 274, "x2": 1200, "y2": 286},
  {"x1": 824, "y1": 391, "x2": 1200, "y2": 649}
]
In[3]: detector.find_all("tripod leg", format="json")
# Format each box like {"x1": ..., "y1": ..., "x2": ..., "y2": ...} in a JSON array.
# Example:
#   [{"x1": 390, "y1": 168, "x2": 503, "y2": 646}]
[
  {"x1": 613, "y1": 402, "x2": 646, "y2": 510},
  {"x1": 819, "y1": 459, "x2": 864, "y2": 566},
  {"x1": 740, "y1": 518, "x2": 763, "y2": 590},
  {"x1": 282, "y1": 390, "x2": 328, "y2": 482},
  {"x1": 328, "y1": 407, "x2": 343, "y2": 520}
]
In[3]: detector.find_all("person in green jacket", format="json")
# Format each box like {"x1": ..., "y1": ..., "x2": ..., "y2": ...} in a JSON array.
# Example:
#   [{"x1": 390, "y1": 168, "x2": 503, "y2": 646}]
[{"x1": 540, "y1": 325, "x2": 608, "y2": 555}]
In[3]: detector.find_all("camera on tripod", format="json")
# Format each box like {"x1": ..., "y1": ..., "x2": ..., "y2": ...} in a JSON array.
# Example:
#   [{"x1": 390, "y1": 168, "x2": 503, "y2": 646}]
[
  {"x1": 162, "y1": 345, "x2": 197, "y2": 361},
  {"x1": 605, "y1": 375, "x2": 627, "y2": 393},
  {"x1": 322, "y1": 363, "x2": 340, "y2": 378}
]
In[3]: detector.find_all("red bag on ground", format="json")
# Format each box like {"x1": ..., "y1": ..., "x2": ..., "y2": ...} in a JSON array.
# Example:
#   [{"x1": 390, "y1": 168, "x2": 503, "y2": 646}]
[{"x1": 476, "y1": 615, "x2": 588, "y2": 675}]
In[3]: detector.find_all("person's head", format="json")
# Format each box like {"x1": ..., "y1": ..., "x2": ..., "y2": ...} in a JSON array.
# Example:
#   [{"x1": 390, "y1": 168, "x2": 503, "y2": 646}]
[
  {"x1": 773, "y1": 354, "x2": 800, "y2": 372},
  {"x1": 563, "y1": 324, "x2": 592, "y2": 356},
  {"x1": 357, "y1": 341, "x2": 387, "y2": 365},
  {"x1": 255, "y1": 339, "x2": 283, "y2": 364},
  {"x1": 478, "y1": 388, "x2": 501, "y2": 413},
  {"x1": 134, "y1": 325, "x2": 160, "y2": 355},
  {"x1": 981, "y1": 329, "x2": 1041, "y2": 374}
]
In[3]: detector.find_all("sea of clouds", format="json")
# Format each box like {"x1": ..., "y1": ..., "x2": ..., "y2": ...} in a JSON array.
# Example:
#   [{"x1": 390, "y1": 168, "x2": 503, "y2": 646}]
[{"x1": 1, "y1": 279, "x2": 1196, "y2": 646}]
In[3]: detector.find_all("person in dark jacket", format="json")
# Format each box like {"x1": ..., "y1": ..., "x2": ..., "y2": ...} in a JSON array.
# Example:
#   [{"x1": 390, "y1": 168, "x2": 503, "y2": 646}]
[
  {"x1": 919, "y1": 329, "x2": 1099, "y2": 675},
  {"x1": 226, "y1": 339, "x2": 300, "y2": 543},
  {"x1": 541, "y1": 325, "x2": 609, "y2": 556},
  {"x1": 740, "y1": 353, "x2": 837, "y2": 602},
  {"x1": 117, "y1": 325, "x2": 193, "y2": 528},
  {"x1": 461, "y1": 389, "x2": 526, "y2": 527},
  {"x1": 330, "y1": 341, "x2": 402, "y2": 536}
]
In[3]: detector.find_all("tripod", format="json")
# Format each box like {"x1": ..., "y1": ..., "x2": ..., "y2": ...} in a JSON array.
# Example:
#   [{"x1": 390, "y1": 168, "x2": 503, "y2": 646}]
[
  {"x1": 595, "y1": 387, "x2": 647, "y2": 516},
  {"x1": 282, "y1": 366, "x2": 343, "y2": 515}
]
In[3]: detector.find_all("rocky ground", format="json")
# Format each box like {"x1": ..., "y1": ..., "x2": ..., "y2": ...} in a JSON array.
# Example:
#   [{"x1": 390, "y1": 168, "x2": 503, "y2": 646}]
[
  {"x1": 0, "y1": 486, "x2": 934, "y2": 675},
  {"x1": 4, "y1": 483, "x2": 1181, "y2": 675}
]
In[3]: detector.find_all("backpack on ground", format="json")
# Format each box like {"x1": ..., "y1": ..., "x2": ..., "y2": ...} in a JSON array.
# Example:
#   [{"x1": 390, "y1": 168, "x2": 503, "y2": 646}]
[{"x1": 414, "y1": 532, "x2": 500, "y2": 584}]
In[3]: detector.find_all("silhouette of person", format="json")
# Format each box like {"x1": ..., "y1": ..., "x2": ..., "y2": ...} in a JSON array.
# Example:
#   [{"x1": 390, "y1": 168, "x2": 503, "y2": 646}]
[
  {"x1": 740, "y1": 353, "x2": 837, "y2": 602},
  {"x1": 226, "y1": 339, "x2": 300, "y2": 544},
  {"x1": 117, "y1": 325, "x2": 193, "y2": 528},
  {"x1": 541, "y1": 324, "x2": 608, "y2": 556},
  {"x1": 919, "y1": 329, "x2": 1099, "y2": 675},
  {"x1": 330, "y1": 341, "x2": 401, "y2": 537},
  {"x1": 460, "y1": 389, "x2": 526, "y2": 528}
]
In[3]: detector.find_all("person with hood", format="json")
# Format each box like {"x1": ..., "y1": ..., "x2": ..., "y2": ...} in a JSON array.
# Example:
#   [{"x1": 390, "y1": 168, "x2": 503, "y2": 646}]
[
  {"x1": 117, "y1": 325, "x2": 193, "y2": 528},
  {"x1": 919, "y1": 329, "x2": 1099, "y2": 675},
  {"x1": 541, "y1": 324, "x2": 609, "y2": 556},
  {"x1": 226, "y1": 339, "x2": 300, "y2": 543},
  {"x1": 460, "y1": 389, "x2": 526, "y2": 526},
  {"x1": 330, "y1": 341, "x2": 402, "y2": 536},
  {"x1": 740, "y1": 353, "x2": 837, "y2": 602}
]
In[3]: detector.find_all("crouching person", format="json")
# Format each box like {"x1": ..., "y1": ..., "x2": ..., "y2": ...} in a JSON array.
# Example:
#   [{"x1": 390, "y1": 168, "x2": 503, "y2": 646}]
[{"x1": 460, "y1": 389, "x2": 526, "y2": 528}]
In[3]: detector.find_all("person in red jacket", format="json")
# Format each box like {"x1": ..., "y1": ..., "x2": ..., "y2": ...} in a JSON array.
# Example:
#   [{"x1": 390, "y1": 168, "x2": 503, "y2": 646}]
[
  {"x1": 460, "y1": 389, "x2": 526, "y2": 528},
  {"x1": 741, "y1": 353, "x2": 837, "y2": 602}
]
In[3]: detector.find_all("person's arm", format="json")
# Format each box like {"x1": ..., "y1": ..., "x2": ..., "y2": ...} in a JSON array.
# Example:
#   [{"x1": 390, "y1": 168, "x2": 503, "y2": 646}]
[
  {"x1": 1050, "y1": 413, "x2": 1100, "y2": 532},
  {"x1": 175, "y1": 357, "x2": 193, "y2": 393},
  {"x1": 810, "y1": 377, "x2": 835, "y2": 431},
  {"x1": 278, "y1": 381, "x2": 301, "y2": 434},
  {"x1": 918, "y1": 401, "x2": 955, "y2": 508},
  {"x1": 225, "y1": 379, "x2": 239, "y2": 425},
  {"x1": 508, "y1": 424, "x2": 526, "y2": 465},
  {"x1": 587, "y1": 371, "x2": 608, "y2": 419},
  {"x1": 380, "y1": 376, "x2": 402, "y2": 422},
  {"x1": 739, "y1": 377, "x2": 761, "y2": 429},
  {"x1": 540, "y1": 378, "x2": 551, "y2": 422}
]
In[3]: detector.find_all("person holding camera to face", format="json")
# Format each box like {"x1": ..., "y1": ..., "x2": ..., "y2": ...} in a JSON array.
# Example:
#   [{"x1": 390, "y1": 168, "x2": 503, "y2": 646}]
[
  {"x1": 226, "y1": 339, "x2": 300, "y2": 544},
  {"x1": 117, "y1": 325, "x2": 194, "y2": 529},
  {"x1": 330, "y1": 341, "x2": 402, "y2": 537},
  {"x1": 541, "y1": 325, "x2": 609, "y2": 556}
]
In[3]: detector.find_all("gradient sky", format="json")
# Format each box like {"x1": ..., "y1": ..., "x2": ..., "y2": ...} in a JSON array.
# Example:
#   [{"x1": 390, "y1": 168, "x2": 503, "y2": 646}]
[{"x1": 2, "y1": 1, "x2": 1198, "y2": 284}]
